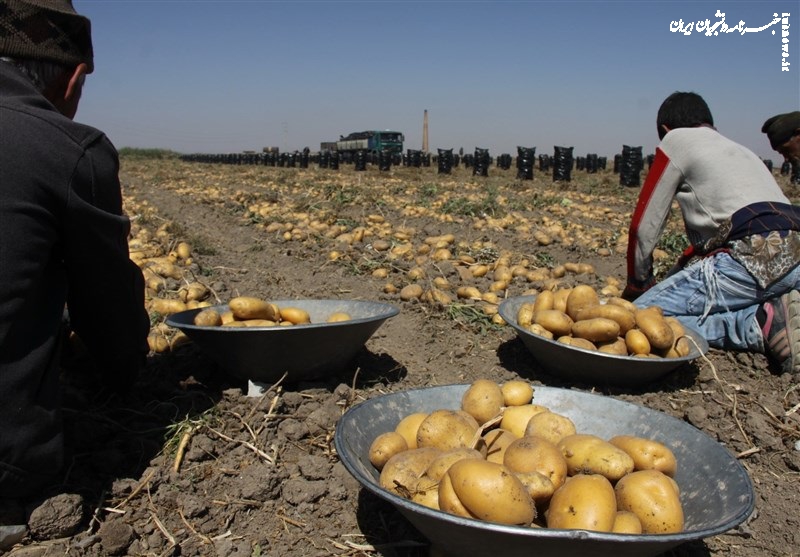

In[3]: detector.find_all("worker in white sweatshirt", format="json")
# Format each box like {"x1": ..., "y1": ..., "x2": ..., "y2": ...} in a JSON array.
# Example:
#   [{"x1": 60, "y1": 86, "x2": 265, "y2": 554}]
[{"x1": 623, "y1": 92, "x2": 800, "y2": 375}]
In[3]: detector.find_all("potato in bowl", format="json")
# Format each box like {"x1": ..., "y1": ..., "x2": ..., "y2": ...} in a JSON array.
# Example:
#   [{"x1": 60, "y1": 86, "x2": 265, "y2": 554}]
[
  {"x1": 166, "y1": 298, "x2": 398, "y2": 383},
  {"x1": 498, "y1": 295, "x2": 709, "y2": 387},
  {"x1": 335, "y1": 384, "x2": 753, "y2": 557}
]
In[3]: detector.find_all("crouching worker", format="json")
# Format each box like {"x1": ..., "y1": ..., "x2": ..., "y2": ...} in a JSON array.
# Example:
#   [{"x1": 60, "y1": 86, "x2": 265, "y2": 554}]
[
  {"x1": 623, "y1": 92, "x2": 800, "y2": 375},
  {"x1": 761, "y1": 110, "x2": 800, "y2": 170},
  {"x1": 0, "y1": 0, "x2": 150, "y2": 546}
]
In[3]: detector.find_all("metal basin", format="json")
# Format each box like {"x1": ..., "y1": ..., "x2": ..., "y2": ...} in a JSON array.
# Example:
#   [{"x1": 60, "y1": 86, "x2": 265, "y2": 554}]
[
  {"x1": 335, "y1": 384, "x2": 754, "y2": 557},
  {"x1": 498, "y1": 295, "x2": 709, "y2": 386},
  {"x1": 166, "y1": 299, "x2": 398, "y2": 383}
]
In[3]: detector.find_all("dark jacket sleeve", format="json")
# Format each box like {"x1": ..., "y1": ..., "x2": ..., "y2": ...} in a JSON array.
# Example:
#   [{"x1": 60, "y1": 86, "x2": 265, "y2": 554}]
[{"x1": 63, "y1": 134, "x2": 149, "y2": 388}]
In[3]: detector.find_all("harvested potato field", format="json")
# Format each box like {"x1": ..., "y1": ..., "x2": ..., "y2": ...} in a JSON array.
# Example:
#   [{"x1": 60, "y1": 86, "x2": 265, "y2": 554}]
[{"x1": 7, "y1": 156, "x2": 799, "y2": 557}]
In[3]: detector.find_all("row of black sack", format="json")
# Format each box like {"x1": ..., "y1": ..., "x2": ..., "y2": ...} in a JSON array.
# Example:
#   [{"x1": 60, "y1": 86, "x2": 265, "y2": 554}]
[
  {"x1": 179, "y1": 147, "x2": 799, "y2": 185},
  {"x1": 179, "y1": 147, "x2": 627, "y2": 183}
]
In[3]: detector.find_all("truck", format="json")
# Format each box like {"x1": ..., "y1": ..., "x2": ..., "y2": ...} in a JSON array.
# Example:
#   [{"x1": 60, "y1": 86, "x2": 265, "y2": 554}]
[{"x1": 332, "y1": 130, "x2": 404, "y2": 155}]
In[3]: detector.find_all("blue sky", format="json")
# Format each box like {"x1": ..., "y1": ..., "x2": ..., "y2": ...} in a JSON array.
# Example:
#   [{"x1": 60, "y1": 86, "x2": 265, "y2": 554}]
[{"x1": 75, "y1": 1, "x2": 799, "y2": 160}]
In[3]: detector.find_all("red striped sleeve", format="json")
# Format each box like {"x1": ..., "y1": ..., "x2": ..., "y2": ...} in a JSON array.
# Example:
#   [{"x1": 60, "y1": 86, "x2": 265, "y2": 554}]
[{"x1": 626, "y1": 148, "x2": 670, "y2": 281}]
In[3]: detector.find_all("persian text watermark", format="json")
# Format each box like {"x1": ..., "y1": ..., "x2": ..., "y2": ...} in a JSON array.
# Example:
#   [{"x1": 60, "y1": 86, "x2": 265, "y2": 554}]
[{"x1": 670, "y1": 10, "x2": 790, "y2": 71}]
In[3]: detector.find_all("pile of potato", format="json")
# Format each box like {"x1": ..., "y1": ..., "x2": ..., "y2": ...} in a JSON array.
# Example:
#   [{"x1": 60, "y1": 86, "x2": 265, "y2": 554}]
[
  {"x1": 369, "y1": 379, "x2": 684, "y2": 533},
  {"x1": 192, "y1": 296, "x2": 351, "y2": 328},
  {"x1": 517, "y1": 284, "x2": 692, "y2": 358},
  {"x1": 126, "y1": 212, "x2": 215, "y2": 352}
]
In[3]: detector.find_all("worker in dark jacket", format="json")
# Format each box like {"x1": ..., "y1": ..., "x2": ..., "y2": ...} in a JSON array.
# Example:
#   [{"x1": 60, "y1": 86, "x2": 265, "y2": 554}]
[{"x1": 0, "y1": 0, "x2": 150, "y2": 542}]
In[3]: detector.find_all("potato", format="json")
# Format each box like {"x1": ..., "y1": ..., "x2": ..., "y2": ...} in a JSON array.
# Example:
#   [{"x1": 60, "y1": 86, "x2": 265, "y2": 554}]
[
  {"x1": 634, "y1": 307, "x2": 674, "y2": 350},
  {"x1": 326, "y1": 312, "x2": 351, "y2": 322},
  {"x1": 664, "y1": 336, "x2": 692, "y2": 358},
  {"x1": 565, "y1": 285, "x2": 600, "y2": 320},
  {"x1": 228, "y1": 296, "x2": 280, "y2": 321},
  {"x1": 143, "y1": 271, "x2": 165, "y2": 294},
  {"x1": 503, "y1": 436, "x2": 568, "y2": 490},
  {"x1": 369, "y1": 431, "x2": 408, "y2": 470},
  {"x1": 528, "y1": 323, "x2": 554, "y2": 339},
  {"x1": 557, "y1": 335, "x2": 596, "y2": 351},
  {"x1": 605, "y1": 296, "x2": 638, "y2": 313},
  {"x1": 470, "y1": 264, "x2": 489, "y2": 278},
  {"x1": 664, "y1": 316, "x2": 685, "y2": 339},
  {"x1": 516, "y1": 303, "x2": 535, "y2": 328},
  {"x1": 514, "y1": 471, "x2": 556, "y2": 507},
  {"x1": 379, "y1": 447, "x2": 442, "y2": 496},
  {"x1": 612, "y1": 510, "x2": 644, "y2": 534},
  {"x1": 147, "y1": 331, "x2": 170, "y2": 353},
  {"x1": 456, "y1": 286, "x2": 482, "y2": 300},
  {"x1": 500, "y1": 404, "x2": 549, "y2": 438},
  {"x1": 482, "y1": 428, "x2": 518, "y2": 464},
  {"x1": 493, "y1": 265, "x2": 513, "y2": 283},
  {"x1": 597, "y1": 337, "x2": 628, "y2": 355},
  {"x1": 615, "y1": 470, "x2": 684, "y2": 533},
  {"x1": 279, "y1": 306, "x2": 311, "y2": 324},
  {"x1": 149, "y1": 298, "x2": 188, "y2": 316},
  {"x1": 395, "y1": 412, "x2": 428, "y2": 449},
  {"x1": 241, "y1": 319, "x2": 278, "y2": 327},
  {"x1": 577, "y1": 262, "x2": 595, "y2": 275},
  {"x1": 576, "y1": 304, "x2": 636, "y2": 335},
  {"x1": 172, "y1": 241, "x2": 190, "y2": 260},
  {"x1": 546, "y1": 474, "x2": 617, "y2": 532},
  {"x1": 625, "y1": 328, "x2": 651, "y2": 355},
  {"x1": 420, "y1": 288, "x2": 446, "y2": 305},
  {"x1": 501, "y1": 380, "x2": 533, "y2": 406},
  {"x1": 532, "y1": 291, "x2": 554, "y2": 313},
  {"x1": 524, "y1": 411, "x2": 577, "y2": 445},
  {"x1": 185, "y1": 300, "x2": 211, "y2": 310},
  {"x1": 441, "y1": 459, "x2": 535, "y2": 525},
  {"x1": 416, "y1": 409, "x2": 477, "y2": 451},
  {"x1": 562, "y1": 262, "x2": 579, "y2": 274},
  {"x1": 409, "y1": 478, "x2": 440, "y2": 510},
  {"x1": 571, "y1": 317, "x2": 621, "y2": 343},
  {"x1": 424, "y1": 447, "x2": 484, "y2": 482},
  {"x1": 220, "y1": 310, "x2": 236, "y2": 324},
  {"x1": 146, "y1": 259, "x2": 183, "y2": 280},
  {"x1": 438, "y1": 468, "x2": 476, "y2": 518},
  {"x1": 608, "y1": 435, "x2": 678, "y2": 477},
  {"x1": 456, "y1": 410, "x2": 480, "y2": 431},
  {"x1": 179, "y1": 282, "x2": 209, "y2": 303},
  {"x1": 169, "y1": 331, "x2": 191, "y2": 351},
  {"x1": 552, "y1": 288, "x2": 571, "y2": 313},
  {"x1": 193, "y1": 308, "x2": 222, "y2": 327},
  {"x1": 558, "y1": 434, "x2": 635, "y2": 482},
  {"x1": 461, "y1": 379, "x2": 505, "y2": 425},
  {"x1": 534, "y1": 309, "x2": 573, "y2": 337},
  {"x1": 399, "y1": 283, "x2": 424, "y2": 300}
]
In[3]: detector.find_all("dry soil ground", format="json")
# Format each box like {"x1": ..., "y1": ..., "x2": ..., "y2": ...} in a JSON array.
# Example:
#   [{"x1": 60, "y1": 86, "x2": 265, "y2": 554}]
[{"x1": 4, "y1": 157, "x2": 799, "y2": 557}]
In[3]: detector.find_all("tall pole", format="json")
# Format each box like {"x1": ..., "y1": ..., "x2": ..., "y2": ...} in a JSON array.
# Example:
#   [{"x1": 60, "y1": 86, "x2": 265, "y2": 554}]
[{"x1": 422, "y1": 109, "x2": 429, "y2": 153}]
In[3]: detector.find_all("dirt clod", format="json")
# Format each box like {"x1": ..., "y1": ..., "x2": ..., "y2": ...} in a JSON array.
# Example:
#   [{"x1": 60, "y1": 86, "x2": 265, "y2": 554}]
[{"x1": 27, "y1": 494, "x2": 83, "y2": 540}]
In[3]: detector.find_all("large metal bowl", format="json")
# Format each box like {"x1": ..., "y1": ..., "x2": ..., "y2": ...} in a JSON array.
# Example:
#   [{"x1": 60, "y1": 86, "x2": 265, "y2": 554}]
[
  {"x1": 335, "y1": 384, "x2": 754, "y2": 557},
  {"x1": 498, "y1": 295, "x2": 709, "y2": 386},
  {"x1": 166, "y1": 299, "x2": 398, "y2": 383}
]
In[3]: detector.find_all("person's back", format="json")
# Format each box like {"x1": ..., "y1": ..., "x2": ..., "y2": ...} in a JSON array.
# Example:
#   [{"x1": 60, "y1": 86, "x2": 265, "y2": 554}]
[
  {"x1": 656, "y1": 126, "x2": 789, "y2": 245},
  {"x1": 0, "y1": 0, "x2": 149, "y2": 528}
]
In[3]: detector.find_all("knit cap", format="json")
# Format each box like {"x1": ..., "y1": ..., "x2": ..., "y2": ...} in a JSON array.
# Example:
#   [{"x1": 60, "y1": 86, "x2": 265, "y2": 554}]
[
  {"x1": 0, "y1": 0, "x2": 93, "y2": 73},
  {"x1": 761, "y1": 111, "x2": 800, "y2": 150}
]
